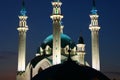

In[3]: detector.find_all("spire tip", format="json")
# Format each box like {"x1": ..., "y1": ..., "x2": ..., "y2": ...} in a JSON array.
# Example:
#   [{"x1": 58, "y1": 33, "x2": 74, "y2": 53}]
[
  {"x1": 20, "y1": 0, "x2": 27, "y2": 16},
  {"x1": 91, "y1": 0, "x2": 97, "y2": 14}
]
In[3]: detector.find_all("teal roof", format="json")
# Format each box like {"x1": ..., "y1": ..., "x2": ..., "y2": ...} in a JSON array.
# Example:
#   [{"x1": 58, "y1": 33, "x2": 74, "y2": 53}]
[
  {"x1": 41, "y1": 33, "x2": 75, "y2": 49},
  {"x1": 78, "y1": 36, "x2": 84, "y2": 44},
  {"x1": 91, "y1": 0, "x2": 97, "y2": 14},
  {"x1": 20, "y1": 0, "x2": 27, "y2": 16}
]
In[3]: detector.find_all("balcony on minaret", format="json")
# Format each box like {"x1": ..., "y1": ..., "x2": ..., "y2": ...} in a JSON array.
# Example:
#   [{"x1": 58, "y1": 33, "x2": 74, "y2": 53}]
[
  {"x1": 17, "y1": 16, "x2": 28, "y2": 32},
  {"x1": 51, "y1": 2, "x2": 63, "y2": 21}
]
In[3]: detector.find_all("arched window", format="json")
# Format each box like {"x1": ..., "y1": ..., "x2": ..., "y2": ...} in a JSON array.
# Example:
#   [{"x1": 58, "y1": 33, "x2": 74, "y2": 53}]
[{"x1": 38, "y1": 67, "x2": 43, "y2": 73}]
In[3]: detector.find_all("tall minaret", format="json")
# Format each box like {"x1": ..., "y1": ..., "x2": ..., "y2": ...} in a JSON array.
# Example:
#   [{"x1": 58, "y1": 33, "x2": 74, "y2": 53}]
[
  {"x1": 89, "y1": 0, "x2": 100, "y2": 70},
  {"x1": 17, "y1": 0, "x2": 28, "y2": 72},
  {"x1": 50, "y1": 0, "x2": 63, "y2": 65},
  {"x1": 76, "y1": 35, "x2": 86, "y2": 65}
]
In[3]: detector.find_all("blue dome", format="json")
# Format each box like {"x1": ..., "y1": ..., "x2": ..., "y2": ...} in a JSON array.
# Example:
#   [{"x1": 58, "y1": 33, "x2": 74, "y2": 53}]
[{"x1": 41, "y1": 33, "x2": 75, "y2": 49}]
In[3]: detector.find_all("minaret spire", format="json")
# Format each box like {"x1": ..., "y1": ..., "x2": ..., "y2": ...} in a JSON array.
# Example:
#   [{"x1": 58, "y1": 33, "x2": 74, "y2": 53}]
[
  {"x1": 91, "y1": 0, "x2": 97, "y2": 14},
  {"x1": 22, "y1": 0, "x2": 25, "y2": 7},
  {"x1": 89, "y1": 0, "x2": 100, "y2": 70},
  {"x1": 93, "y1": 0, "x2": 96, "y2": 9},
  {"x1": 17, "y1": 0, "x2": 28, "y2": 73},
  {"x1": 50, "y1": 0, "x2": 63, "y2": 65},
  {"x1": 20, "y1": 0, "x2": 27, "y2": 16}
]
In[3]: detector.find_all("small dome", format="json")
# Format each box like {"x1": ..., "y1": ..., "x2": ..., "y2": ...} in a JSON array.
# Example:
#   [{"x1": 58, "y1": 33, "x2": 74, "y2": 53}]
[
  {"x1": 41, "y1": 33, "x2": 76, "y2": 49},
  {"x1": 32, "y1": 60, "x2": 110, "y2": 80},
  {"x1": 78, "y1": 36, "x2": 84, "y2": 44}
]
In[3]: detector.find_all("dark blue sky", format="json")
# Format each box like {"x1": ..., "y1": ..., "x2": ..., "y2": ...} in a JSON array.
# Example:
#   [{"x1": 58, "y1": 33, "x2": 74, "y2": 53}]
[{"x1": 0, "y1": 0, "x2": 120, "y2": 80}]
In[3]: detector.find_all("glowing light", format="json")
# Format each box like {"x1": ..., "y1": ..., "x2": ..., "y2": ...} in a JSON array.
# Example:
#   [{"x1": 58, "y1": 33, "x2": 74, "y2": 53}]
[
  {"x1": 91, "y1": 9, "x2": 97, "y2": 14},
  {"x1": 55, "y1": 8, "x2": 59, "y2": 14},
  {"x1": 17, "y1": 27, "x2": 28, "y2": 31}
]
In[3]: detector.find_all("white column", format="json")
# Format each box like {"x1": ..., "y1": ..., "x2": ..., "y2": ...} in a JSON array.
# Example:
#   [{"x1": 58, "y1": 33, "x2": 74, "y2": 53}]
[
  {"x1": 77, "y1": 44, "x2": 85, "y2": 65},
  {"x1": 53, "y1": 21, "x2": 61, "y2": 64},
  {"x1": 89, "y1": 14, "x2": 100, "y2": 70},
  {"x1": 17, "y1": 16, "x2": 28, "y2": 71},
  {"x1": 50, "y1": 1, "x2": 63, "y2": 65},
  {"x1": 91, "y1": 29, "x2": 100, "y2": 70}
]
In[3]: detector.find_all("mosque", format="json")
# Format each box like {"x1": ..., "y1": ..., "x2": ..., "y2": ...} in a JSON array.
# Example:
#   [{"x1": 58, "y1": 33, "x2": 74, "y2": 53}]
[{"x1": 16, "y1": 0, "x2": 105, "y2": 80}]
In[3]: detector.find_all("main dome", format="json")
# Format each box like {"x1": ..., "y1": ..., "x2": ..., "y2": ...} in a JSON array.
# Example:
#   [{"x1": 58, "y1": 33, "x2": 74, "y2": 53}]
[
  {"x1": 41, "y1": 33, "x2": 75, "y2": 49},
  {"x1": 32, "y1": 59, "x2": 110, "y2": 80}
]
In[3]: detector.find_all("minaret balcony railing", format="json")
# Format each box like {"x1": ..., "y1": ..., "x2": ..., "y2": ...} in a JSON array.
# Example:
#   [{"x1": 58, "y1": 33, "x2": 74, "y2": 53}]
[{"x1": 17, "y1": 27, "x2": 28, "y2": 32}]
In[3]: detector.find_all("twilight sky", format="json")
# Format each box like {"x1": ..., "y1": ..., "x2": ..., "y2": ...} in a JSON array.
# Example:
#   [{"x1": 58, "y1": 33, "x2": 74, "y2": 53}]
[{"x1": 0, "y1": 0, "x2": 120, "y2": 80}]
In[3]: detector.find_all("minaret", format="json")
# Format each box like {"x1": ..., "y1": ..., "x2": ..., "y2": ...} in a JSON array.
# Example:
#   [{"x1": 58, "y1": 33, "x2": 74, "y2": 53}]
[
  {"x1": 50, "y1": 0, "x2": 63, "y2": 65},
  {"x1": 17, "y1": 0, "x2": 28, "y2": 72},
  {"x1": 89, "y1": 0, "x2": 100, "y2": 70},
  {"x1": 76, "y1": 35, "x2": 86, "y2": 65}
]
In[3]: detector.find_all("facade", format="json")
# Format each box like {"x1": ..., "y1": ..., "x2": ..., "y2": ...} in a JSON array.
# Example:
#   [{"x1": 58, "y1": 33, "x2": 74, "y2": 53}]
[{"x1": 16, "y1": 0, "x2": 101, "y2": 80}]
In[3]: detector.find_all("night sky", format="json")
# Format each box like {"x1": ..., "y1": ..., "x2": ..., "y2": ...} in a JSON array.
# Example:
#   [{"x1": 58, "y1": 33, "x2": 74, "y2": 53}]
[{"x1": 0, "y1": 0, "x2": 120, "y2": 80}]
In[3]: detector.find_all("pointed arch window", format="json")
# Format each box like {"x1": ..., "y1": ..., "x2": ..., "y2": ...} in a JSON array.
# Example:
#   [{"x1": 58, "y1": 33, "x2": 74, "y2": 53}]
[
  {"x1": 38, "y1": 67, "x2": 43, "y2": 73},
  {"x1": 55, "y1": 8, "x2": 59, "y2": 14}
]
